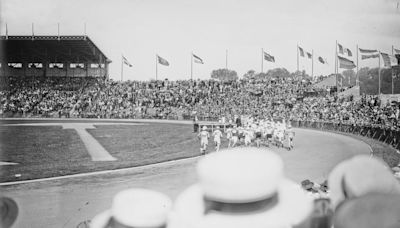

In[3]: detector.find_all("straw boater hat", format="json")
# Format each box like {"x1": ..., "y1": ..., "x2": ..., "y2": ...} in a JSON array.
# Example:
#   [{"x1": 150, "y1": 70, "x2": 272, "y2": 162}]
[
  {"x1": 328, "y1": 155, "x2": 400, "y2": 209},
  {"x1": 168, "y1": 148, "x2": 313, "y2": 228},
  {"x1": 91, "y1": 188, "x2": 172, "y2": 228},
  {"x1": 0, "y1": 197, "x2": 18, "y2": 228},
  {"x1": 333, "y1": 193, "x2": 400, "y2": 228},
  {"x1": 202, "y1": 126, "x2": 207, "y2": 130}
]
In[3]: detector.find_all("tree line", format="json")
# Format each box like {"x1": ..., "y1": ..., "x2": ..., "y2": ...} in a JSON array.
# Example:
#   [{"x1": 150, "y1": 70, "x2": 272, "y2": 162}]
[{"x1": 210, "y1": 66, "x2": 400, "y2": 95}]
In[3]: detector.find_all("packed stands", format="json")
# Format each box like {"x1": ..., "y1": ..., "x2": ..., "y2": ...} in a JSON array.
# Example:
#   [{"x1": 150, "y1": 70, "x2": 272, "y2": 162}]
[{"x1": 1, "y1": 75, "x2": 399, "y2": 150}]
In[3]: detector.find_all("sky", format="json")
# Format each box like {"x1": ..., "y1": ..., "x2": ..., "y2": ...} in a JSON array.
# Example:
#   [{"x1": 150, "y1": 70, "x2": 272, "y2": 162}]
[{"x1": 1, "y1": 0, "x2": 399, "y2": 81}]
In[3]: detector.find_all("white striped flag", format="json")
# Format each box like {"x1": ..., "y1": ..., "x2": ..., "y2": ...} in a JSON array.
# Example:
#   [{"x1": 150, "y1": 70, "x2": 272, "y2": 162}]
[
  {"x1": 361, "y1": 53, "x2": 380, "y2": 60},
  {"x1": 122, "y1": 56, "x2": 132, "y2": 67},
  {"x1": 380, "y1": 52, "x2": 398, "y2": 67},
  {"x1": 263, "y1": 51, "x2": 275, "y2": 62},
  {"x1": 193, "y1": 54, "x2": 204, "y2": 64},
  {"x1": 359, "y1": 48, "x2": 378, "y2": 54},
  {"x1": 389, "y1": 55, "x2": 398, "y2": 66},
  {"x1": 157, "y1": 55, "x2": 169, "y2": 66},
  {"x1": 338, "y1": 56, "x2": 356, "y2": 69}
]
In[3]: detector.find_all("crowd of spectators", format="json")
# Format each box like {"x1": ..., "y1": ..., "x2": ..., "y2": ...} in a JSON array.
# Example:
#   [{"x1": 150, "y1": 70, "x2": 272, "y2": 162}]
[{"x1": 0, "y1": 76, "x2": 399, "y2": 130}]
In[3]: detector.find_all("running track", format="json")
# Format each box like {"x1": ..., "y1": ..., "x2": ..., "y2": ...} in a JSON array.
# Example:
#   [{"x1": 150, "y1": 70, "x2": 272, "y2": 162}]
[{"x1": 0, "y1": 120, "x2": 371, "y2": 228}]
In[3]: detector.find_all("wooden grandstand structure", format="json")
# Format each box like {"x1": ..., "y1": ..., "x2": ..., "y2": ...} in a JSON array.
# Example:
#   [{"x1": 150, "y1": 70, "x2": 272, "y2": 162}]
[{"x1": 0, "y1": 35, "x2": 111, "y2": 78}]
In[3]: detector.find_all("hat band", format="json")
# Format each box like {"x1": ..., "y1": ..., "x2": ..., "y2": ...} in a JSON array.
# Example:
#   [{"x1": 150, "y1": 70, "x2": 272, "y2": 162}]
[
  {"x1": 107, "y1": 217, "x2": 166, "y2": 228},
  {"x1": 203, "y1": 193, "x2": 279, "y2": 214}
]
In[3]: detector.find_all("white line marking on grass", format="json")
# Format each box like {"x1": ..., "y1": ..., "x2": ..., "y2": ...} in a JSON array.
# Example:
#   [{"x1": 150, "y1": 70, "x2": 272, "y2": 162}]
[
  {"x1": 0, "y1": 156, "x2": 200, "y2": 186},
  {"x1": 0, "y1": 161, "x2": 18, "y2": 166},
  {"x1": 2, "y1": 123, "x2": 150, "y2": 161}
]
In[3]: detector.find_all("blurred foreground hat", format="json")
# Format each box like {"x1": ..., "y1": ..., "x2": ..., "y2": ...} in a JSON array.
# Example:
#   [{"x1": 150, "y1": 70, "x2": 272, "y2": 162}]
[
  {"x1": 91, "y1": 188, "x2": 172, "y2": 228},
  {"x1": 168, "y1": 148, "x2": 313, "y2": 228},
  {"x1": 333, "y1": 193, "x2": 400, "y2": 228},
  {"x1": 328, "y1": 155, "x2": 400, "y2": 209},
  {"x1": 0, "y1": 197, "x2": 18, "y2": 228}
]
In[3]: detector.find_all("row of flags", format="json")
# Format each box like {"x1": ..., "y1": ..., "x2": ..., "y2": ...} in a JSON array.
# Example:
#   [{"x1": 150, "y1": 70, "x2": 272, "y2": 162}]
[
  {"x1": 337, "y1": 44, "x2": 400, "y2": 70},
  {"x1": 298, "y1": 46, "x2": 328, "y2": 64},
  {"x1": 122, "y1": 46, "x2": 400, "y2": 73},
  {"x1": 123, "y1": 53, "x2": 204, "y2": 67}
]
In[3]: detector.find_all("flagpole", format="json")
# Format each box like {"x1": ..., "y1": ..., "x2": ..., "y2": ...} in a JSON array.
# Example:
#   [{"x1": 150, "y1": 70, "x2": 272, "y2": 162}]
[
  {"x1": 261, "y1": 48, "x2": 264, "y2": 73},
  {"x1": 297, "y1": 44, "x2": 299, "y2": 73},
  {"x1": 57, "y1": 23, "x2": 60, "y2": 40},
  {"x1": 392, "y1": 45, "x2": 394, "y2": 94},
  {"x1": 5, "y1": 23, "x2": 8, "y2": 39},
  {"x1": 191, "y1": 52, "x2": 193, "y2": 80},
  {"x1": 311, "y1": 49, "x2": 314, "y2": 78},
  {"x1": 378, "y1": 51, "x2": 381, "y2": 95},
  {"x1": 335, "y1": 40, "x2": 338, "y2": 91},
  {"x1": 356, "y1": 44, "x2": 359, "y2": 86},
  {"x1": 121, "y1": 55, "x2": 124, "y2": 81},
  {"x1": 31, "y1": 23, "x2": 34, "y2": 39},
  {"x1": 225, "y1": 49, "x2": 228, "y2": 69},
  {"x1": 155, "y1": 55, "x2": 158, "y2": 81}
]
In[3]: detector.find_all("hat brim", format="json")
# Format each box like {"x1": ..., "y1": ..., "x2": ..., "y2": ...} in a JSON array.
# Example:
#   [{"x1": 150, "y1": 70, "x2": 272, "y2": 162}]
[
  {"x1": 333, "y1": 193, "x2": 400, "y2": 228},
  {"x1": 90, "y1": 210, "x2": 112, "y2": 228},
  {"x1": 0, "y1": 197, "x2": 19, "y2": 228},
  {"x1": 168, "y1": 179, "x2": 313, "y2": 228}
]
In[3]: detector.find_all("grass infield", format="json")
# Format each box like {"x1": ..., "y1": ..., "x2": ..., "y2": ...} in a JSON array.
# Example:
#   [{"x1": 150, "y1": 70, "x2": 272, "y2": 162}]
[
  {"x1": 0, "y1": 123, "x2": 199, "y2": 182},
  {"x1": 1, "y1": 121, "x2": 398, "y2": 183}
]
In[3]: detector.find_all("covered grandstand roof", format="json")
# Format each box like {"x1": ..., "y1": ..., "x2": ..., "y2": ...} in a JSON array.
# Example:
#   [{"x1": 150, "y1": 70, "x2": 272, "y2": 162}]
[{"x1": 0, "y1": 35, "x2": 111, "y2": 63}]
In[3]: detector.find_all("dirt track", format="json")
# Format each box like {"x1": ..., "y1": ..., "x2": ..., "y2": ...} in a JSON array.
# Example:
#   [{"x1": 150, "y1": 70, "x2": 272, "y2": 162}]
[{"x1": 1, "y1": 128, "x2": 371, "y2": 228}]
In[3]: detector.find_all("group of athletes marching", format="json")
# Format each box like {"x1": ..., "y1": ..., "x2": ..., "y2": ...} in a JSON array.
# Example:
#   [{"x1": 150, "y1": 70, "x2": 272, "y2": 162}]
[{"x1": 197, "y1": 119, "x2": 295, "y2": 155}]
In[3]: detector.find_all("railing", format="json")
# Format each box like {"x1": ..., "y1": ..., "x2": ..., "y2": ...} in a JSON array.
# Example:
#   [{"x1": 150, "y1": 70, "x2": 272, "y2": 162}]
[{"x1": 291, "y1": 120, "x2": 400, "y2": 150}]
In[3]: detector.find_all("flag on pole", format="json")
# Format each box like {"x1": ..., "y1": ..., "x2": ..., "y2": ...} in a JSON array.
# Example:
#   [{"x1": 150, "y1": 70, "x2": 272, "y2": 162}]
[
  {"x1": 359, "y1": 48, "x2": 378, "y2": 54},
  {"x1": 263, "y1": 51, "x2": 275, "y2": 62},
  {"x1": 193, "y1": 54, "x2": 204, "y2": 64},
  {"x1": 338, "y1": 56, "x2": 356, "y2": 69},
  {"x1": 380, "y1": 53, "x2": 391, "y2": 67},
  {"x1": 344, "y1": 48, "x2": 352, "y2": 57},
  {"x1": 306, "y1": 52, "x2": 312, "y2": 59},
  {"x1": 381, "y1": 52, "x2": 399, "y2": 67},
  {"x1": 391, "y1": 55, "x2": 399, "y2": 66},
  {"x1": 338, "y1": 44, "x2": 344, "y2": 54},
  {"x1": 298, "y1": 46, "x2": 305, "y2": 57},
  {"x1": 337, "y1": 43, "x2": 353, "y2": 57},
  {"x1": 157, "y1": 55, "x2": 169, "y2": 66},
  {"x1": 318, "y1": 56, "x2": 327, "y2": 64},
  {"x1": 361, "y1": 53, "x2": 380, "y2": 60},
  {"x1": 122, "y1": 56, "x2": 132, "y2": 67}
]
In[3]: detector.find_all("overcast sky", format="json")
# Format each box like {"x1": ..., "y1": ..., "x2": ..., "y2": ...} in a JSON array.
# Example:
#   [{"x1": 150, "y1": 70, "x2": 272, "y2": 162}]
[{"x1": 1, "y1": 0, "x2": 399, "y2": 81}]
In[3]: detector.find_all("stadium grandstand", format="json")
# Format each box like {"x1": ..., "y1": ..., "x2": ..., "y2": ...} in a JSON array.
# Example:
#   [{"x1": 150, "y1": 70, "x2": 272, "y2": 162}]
[{"x1": 0, "y1": 35, "x2": 111, "y2": 85}]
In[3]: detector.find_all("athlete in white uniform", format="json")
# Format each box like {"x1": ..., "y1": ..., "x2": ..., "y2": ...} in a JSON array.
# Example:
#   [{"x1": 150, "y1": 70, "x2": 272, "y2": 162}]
[
  {"x1": 212, "y1": 126, "x2": 223, "y2": 152},
  {"x1": 198, "y1": 126, "x2": 210, "y2": 155},
  {"x1": 226, "y1": 127, "x2": 233, "y2": 148},
  {"x1": 244, "y1": 127, "x2": 252, "y2": 146},
  {"x1": 285, "y1": 124, "x2": 295, "y2": 150},
  {"x1": 231, "y1": 127, "x2": 239, "y2": 147}
]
